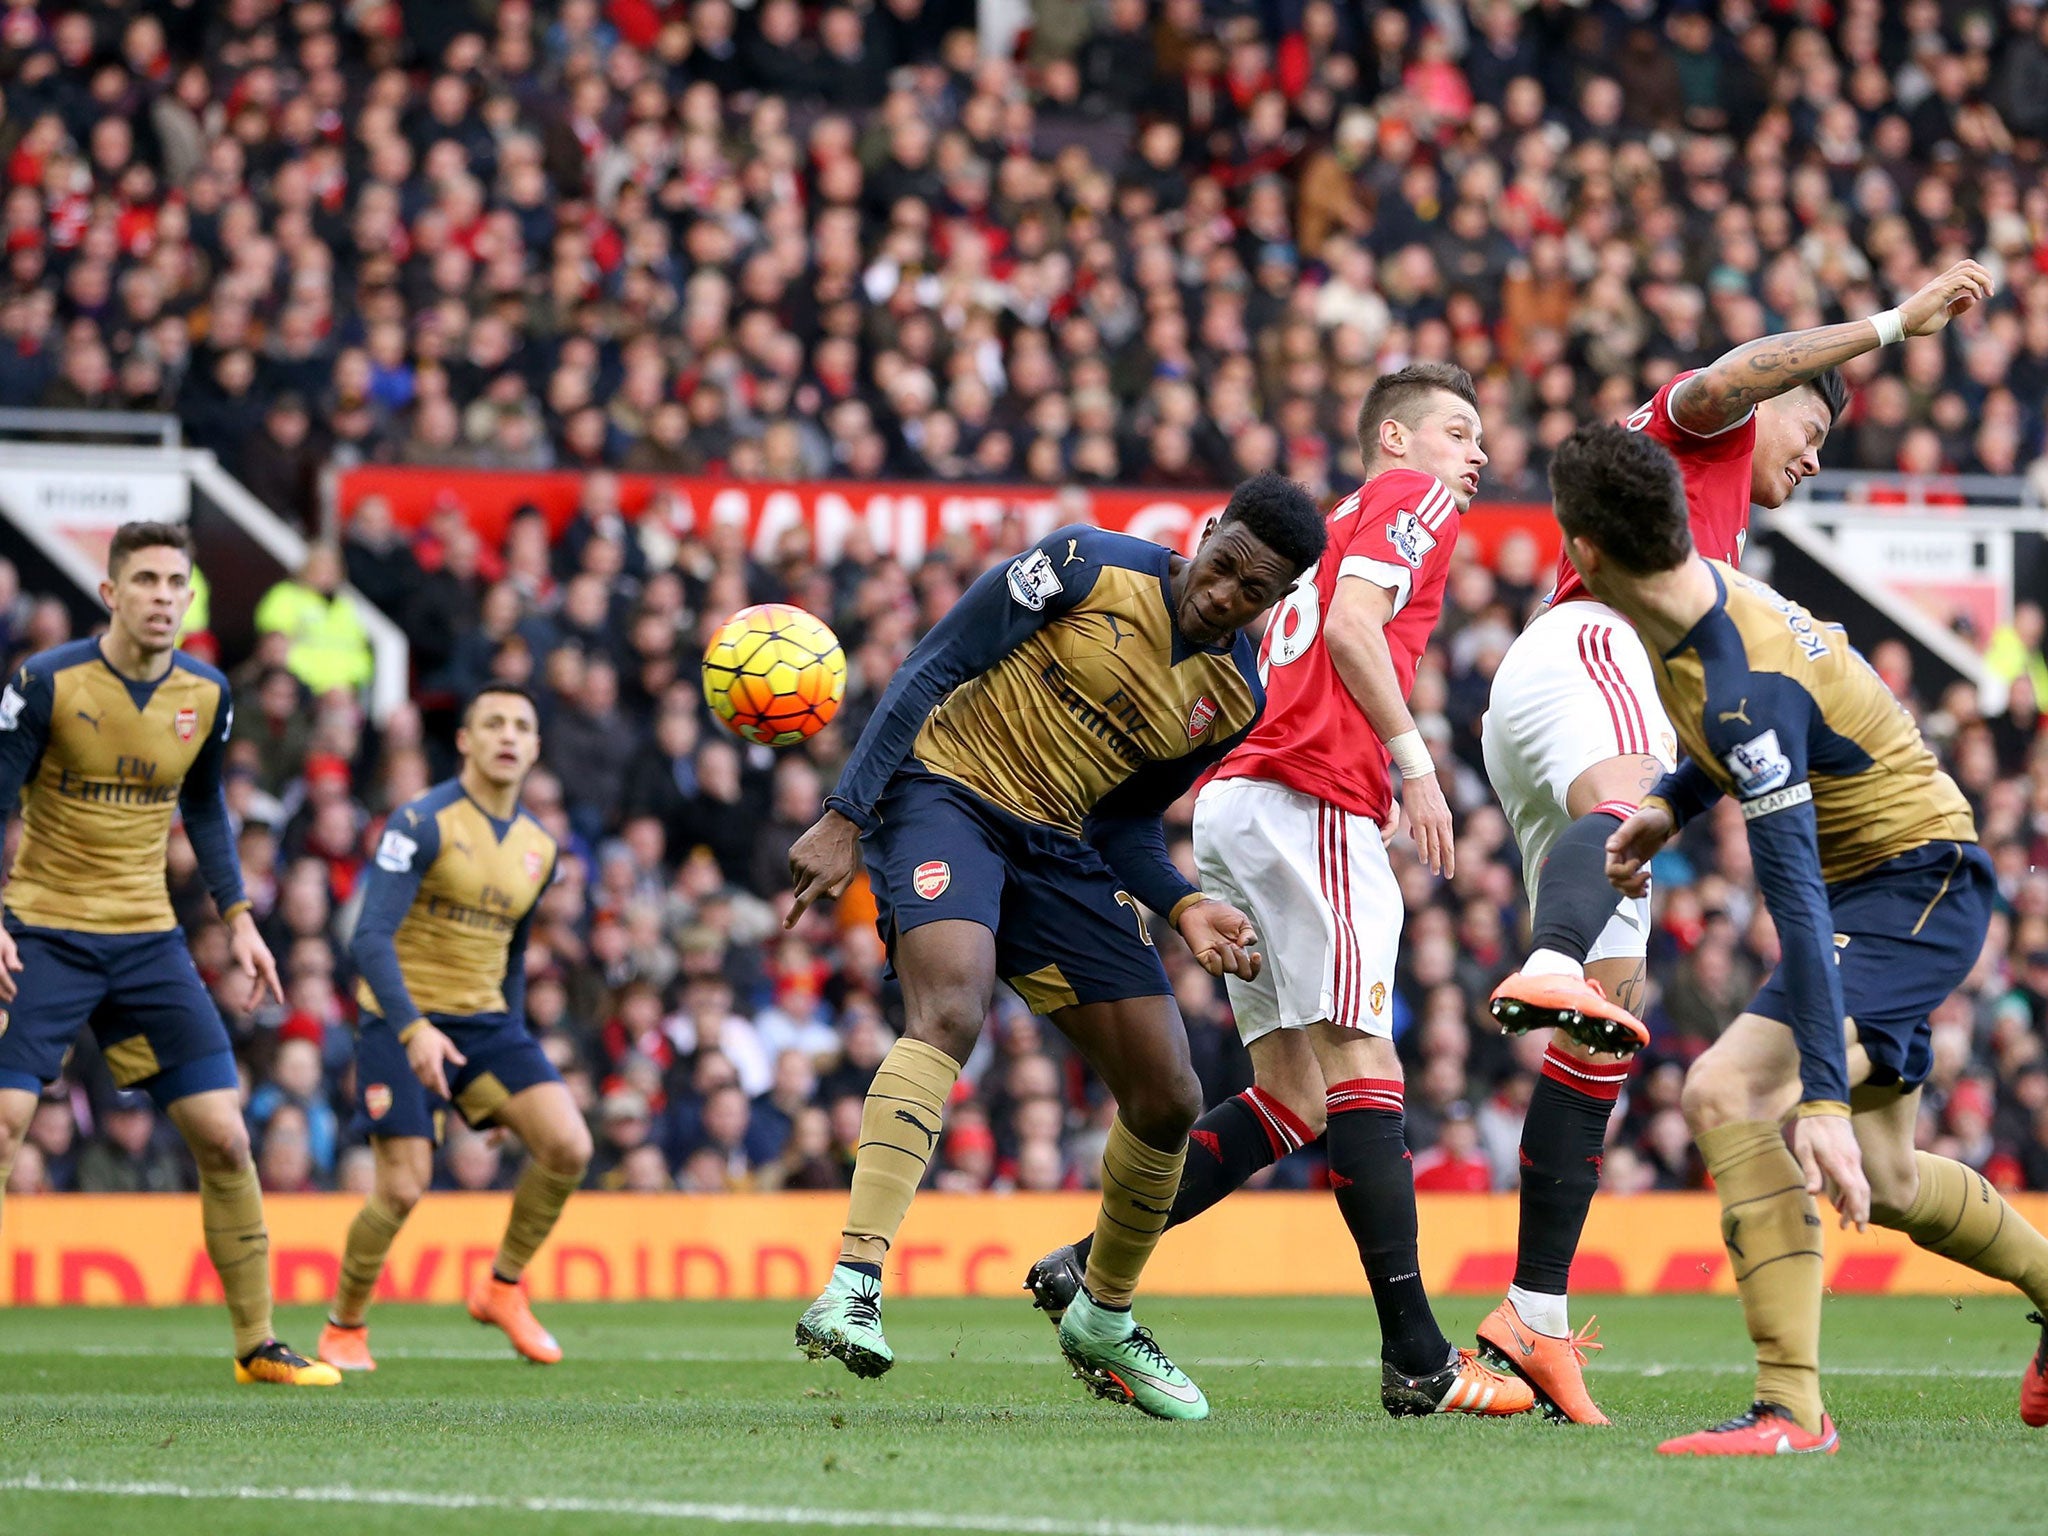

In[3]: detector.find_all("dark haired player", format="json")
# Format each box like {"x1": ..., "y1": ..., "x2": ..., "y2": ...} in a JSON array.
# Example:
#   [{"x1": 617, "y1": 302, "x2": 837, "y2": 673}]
[
  {"x1": 1476, "y1": 259, "x2": 1994, "y2": 1421},
  {"x1": 1550, "y1": 422, "x2": 2048, "y2": 1453},
  {"x1": 319, "y1": 683, "x2": 585, "y2": 1371},
  {"x1": 0, "y1": 521, "x2": 336, "y2": 1386},
  {"x1": 784, "y1": 475, "x2": 1328, "y2": 1420},
  {"x1": 1026, "y1": 365, "x2": 1530, "y2": 1418}
]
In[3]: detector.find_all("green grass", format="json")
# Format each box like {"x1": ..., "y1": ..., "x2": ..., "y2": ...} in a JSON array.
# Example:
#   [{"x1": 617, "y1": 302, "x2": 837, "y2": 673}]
[{"x1": 0, "y1": 1296, "x2": 2040, "y2": 1536}]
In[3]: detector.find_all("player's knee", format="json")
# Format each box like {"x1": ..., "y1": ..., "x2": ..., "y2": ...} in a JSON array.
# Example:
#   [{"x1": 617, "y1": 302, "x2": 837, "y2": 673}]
[
  {"x1": 1678, "y1": 1056, "x2": 1750, "y2": 1134},
  {"x1": 901, "y1": 996, "x2": 983, "y2": 1067},
  {"x1": 1122, "y1": 1068, "x2": 1203, "y2": 1147},
  {"x1": 1862, "y1": 1143, "x2": 1920, "y2": 1217},
  {"x1": 532, "y1": 1119, "x2": 593, "y2": 1179},
  {"x1": 188, "y1": 1119, "x2": 252, "y2": 1174},
  {"x1": 380, "y1": 1177, "x2": 426, "y2": 1218}
]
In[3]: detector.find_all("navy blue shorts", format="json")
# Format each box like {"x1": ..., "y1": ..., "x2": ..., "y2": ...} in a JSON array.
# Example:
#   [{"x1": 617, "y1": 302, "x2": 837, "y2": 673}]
[
  {"x1": 864, "y1": 769, "x2": 1168, "y2": 1015},
  {"x1": 0, "y1": 916, "x2": 237, "y2": 1108},
  {"x1": 1750, "y1": 840, "x2": 1994, "y2": 1092},
  {"x1": 354, "y1": 1011, "x2": 561, "y2": 1143}
]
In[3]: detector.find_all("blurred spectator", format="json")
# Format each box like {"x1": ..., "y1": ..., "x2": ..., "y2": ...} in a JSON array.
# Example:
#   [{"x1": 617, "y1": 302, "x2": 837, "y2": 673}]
[
  {"x1": 74, "y1": 1092, "x2": 184, "y2": 1193},
  {"x1": 254, "y1": 546, "x2": 373, "y2": 698}
]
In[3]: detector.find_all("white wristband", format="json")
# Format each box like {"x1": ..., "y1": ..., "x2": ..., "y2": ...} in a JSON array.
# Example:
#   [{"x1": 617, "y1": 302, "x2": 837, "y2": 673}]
[
  {"x1": 1386, "y1": 729, "x2": 1434, "y2": 780},
  {"x1": 1871, "y1": 308, "x2": 1904, "y2": 347}
]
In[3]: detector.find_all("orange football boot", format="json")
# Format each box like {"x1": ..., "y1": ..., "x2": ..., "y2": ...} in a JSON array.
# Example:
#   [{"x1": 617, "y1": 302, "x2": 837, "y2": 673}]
[
  {"x1": 2023, "y1": 1312, "x2": 2048, "y2": 1428},
  {"x1": 234, "y1": 1339, "x2": 343, "y2": 1386},
  {"x1": 317, "y1": 1320, "x2": 378, "y2": 1372},
  {"x1": 468, "y1": 1271, "x2": 563, "y2": 1363},
  {"x1": 1476, "y1": 1298, "x2": 1610, "y2": 1424},
  {"x1": 1382, "y1": 1347, "x2": 1537, "y2": 1418},
  {"x1": 1658, "y1": 1403, "x2": 1837, "y2": 1456},
  {"x1": 1489, "y1": 972, "x2": 1649, "y2": 1055}
]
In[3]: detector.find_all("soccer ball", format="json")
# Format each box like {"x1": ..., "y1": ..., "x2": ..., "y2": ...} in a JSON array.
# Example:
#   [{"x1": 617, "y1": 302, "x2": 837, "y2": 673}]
[{"x1": 701, "y1": 602, "x2": 847, "y2": 747}]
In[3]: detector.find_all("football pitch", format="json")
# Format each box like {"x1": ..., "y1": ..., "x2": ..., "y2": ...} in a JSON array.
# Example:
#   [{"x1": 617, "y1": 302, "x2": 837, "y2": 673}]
[{"x1": 0, "y1": 1296, "x2": 2039, "y2": 1536}]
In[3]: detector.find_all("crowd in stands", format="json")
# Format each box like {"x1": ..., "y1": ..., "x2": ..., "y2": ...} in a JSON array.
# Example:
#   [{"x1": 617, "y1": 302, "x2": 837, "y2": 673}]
[{"x1": 3, "y1": 0, "x2": 2048, "y2": 1205}]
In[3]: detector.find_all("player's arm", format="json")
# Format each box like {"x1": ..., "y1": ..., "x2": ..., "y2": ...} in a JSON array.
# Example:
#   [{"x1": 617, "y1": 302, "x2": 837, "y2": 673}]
[
  {"x1": 180, "y1": 690, "x2": 281, "y2": 1006},
  {"x1": 1669, "y1": 259, "x2": 1993, "y2": 434},
  {"x1": 0, "y1": 662, "x2": 55, "y2": 1002},
  {"x1": 1322, "y1": 573, "x2": 1453, "y2": 876},
  {"x1": 788, "y1": 527, "x2": 1102, "y2": 921},
  {"x1": 1608, "y1": 757, "x2": 1724, "y2": 896},
  {"x1": 349, "y1": 812, "x2": 439, "y2": 1036}
]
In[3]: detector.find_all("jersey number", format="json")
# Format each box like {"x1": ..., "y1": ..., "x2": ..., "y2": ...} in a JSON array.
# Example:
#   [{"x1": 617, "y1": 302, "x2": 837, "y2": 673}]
[
  {"x1": 1113, "y1": 891, "x2": 1155, "y2": 948},
  {"x1": 1257, "y1": 558, "x2": 1322, "y2": 683}
]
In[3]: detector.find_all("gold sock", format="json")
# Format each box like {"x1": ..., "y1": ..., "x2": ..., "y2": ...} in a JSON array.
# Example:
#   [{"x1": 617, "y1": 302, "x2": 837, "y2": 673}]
[
  {"x1": 842, "y1": 1037, "x2": 961, "y2": 1259},
  {"x1": 200, "y1": 1163, "x2": 274, "y2": 1358},
  {"x1": 1878, "y1": 1152, "x2": 2048, "y2": 1311},
  {"x1": 333, "y1": 1194, "x2": 407, "y2": 1324},
  {"x1": 494, "y1": 1161, "x2": 582, "y2": 1281},
  {"x1": 1697, "y1": 1120, "x2": 1826, "y2": 1434},
  {"x1": 1082, "y1": 1115, "x2": 1186, "y2": 1308}
]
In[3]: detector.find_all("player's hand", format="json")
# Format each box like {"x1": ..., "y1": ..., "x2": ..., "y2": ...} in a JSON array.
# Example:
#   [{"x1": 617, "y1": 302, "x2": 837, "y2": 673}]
[
  {"x1": 1899, "y1": 259, "x2": 1994, "y2": 337},
  {"x1": 1177, "y1": 897, "x2": 1261, "y2": 981},
  {"x1": 786, "y1": 810, "x2": 862, "y2": 928},
  {"x1": 0, "y1": 926, "x2": 20, "y2": 1003},
  {"x1": 404, "y1": 1022, "x2": 468, "y2": 1100},
  {"x1": 228, "y1": 910, "x2": 284, "y2": 1008},
  {"x1": 1401, "y1": 773, "x2": 1455, "y2": 878},
  {"x1": 1792, "y1": 1113, "x2": 1870, "y2": 1232},
  {"x1": 1605, "y1": 803, "x2": 1676, "y2": 898}
]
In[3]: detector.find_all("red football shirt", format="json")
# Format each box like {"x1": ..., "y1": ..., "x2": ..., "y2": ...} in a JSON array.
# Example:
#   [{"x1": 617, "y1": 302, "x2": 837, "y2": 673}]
[
  {"x1": 1549, "y1": 369, "x2": 1757, "y2": 605},
  {"x1": 1215, "y1": 468, "x2": 1461, "y2": 821}
]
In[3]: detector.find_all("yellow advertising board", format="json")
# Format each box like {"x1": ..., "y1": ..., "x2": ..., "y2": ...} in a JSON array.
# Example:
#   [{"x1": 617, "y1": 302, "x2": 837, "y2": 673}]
[{"x1": 6, "y1": 1191, "x2": 2044, "y2": 1305}]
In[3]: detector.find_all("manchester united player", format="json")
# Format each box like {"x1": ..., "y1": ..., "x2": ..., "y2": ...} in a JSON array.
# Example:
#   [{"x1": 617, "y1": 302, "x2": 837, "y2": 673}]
[
  {"x1": 1028, "y1": 364, "x2": 1531, "y2": 1418},
  {"x1": 1477, "y1": 258, "x2": 1994, "y2": 1422}
]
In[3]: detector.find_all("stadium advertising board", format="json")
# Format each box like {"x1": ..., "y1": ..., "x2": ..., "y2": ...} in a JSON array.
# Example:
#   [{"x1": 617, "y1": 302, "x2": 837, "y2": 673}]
[
  {"x1": 334, "y1": 467, "x2": 1562, "y2": 568},
  {"x1": 7, "y1": 1191, "x2": 2040, "y2": 1305}
]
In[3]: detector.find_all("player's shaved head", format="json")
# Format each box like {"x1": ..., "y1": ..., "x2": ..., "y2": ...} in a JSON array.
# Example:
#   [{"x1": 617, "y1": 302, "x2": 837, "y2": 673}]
[
  {"x1": 1551, "y1": 423, "x2": 1693, "y2": 575},
  {"x1": 107, "y1": 520, "x2": 193, "y2": 579},
  {"x1": 1356, "y1": 363, "x2": 1479, "y2": 465}
]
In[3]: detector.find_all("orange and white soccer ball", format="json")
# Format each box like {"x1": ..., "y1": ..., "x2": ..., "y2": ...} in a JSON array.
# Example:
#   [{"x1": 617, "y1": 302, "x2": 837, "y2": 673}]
[{"x1": 701, "y1": 602, "x2": 847, "y2": 747}]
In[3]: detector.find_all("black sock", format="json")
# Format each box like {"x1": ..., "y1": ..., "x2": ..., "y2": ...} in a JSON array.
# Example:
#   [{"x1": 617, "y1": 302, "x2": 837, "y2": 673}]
[
  {"x1": 1326, "y1": 1079, "x2": 1451, "y2": 1377},
  {"x1": 1513, "y1": 1044, "x2": 1630, "y2": 1297},
  {"x1": 842, "y1": 1260, "x2": 882, "y2": 1281},
  {"x1": 1528, "y1": 809, "x2": 1631, "y2": 961},
  {"x1": 1073, "y1": 1087, "x2": 1310, "y2": 1268}
]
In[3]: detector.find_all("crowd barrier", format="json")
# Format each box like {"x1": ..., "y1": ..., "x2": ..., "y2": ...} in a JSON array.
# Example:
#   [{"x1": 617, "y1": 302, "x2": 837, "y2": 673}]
[
  {"x1": 333, "y1": 466, "x2": 1563, "y2": 567},
  {"x1": 6, "y1": 1191, "x2": 2043, "y2": 1306}
]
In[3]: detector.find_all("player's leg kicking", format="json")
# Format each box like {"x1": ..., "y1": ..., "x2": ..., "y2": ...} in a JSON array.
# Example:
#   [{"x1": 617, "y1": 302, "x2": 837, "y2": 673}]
[
  {"x1": 1663, "y1": 843, "x2": 2048, "y2": 1451},
  {"x1": 1029, "y1": 777, "x2": 1530, "y2": 1417},
  {"x1": 323, "y1": 1022, "x2": 590, "y2": 1368},
  {"x1": 1476, "y1": 602, "x2": 1663, "y2": 1422}
]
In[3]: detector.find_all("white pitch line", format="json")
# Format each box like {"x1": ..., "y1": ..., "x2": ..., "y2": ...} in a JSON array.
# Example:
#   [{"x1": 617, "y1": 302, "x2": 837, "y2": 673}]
[
  {"x1": 0, "y1": 1474, "x2": 1394, "y2": 1536},
  {"x1": 0, "y1": 1342, "x2": 2019, "y2": 1377}
]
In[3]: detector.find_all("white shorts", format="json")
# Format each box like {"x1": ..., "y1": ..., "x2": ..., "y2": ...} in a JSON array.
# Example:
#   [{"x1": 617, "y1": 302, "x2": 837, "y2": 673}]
[
  {"x1": 1192, "y1": 776, "x2": 1398, "y2": 1044},
  {"x1": 1480, "y1": 599, "x2": 1678, "y2": 965}
]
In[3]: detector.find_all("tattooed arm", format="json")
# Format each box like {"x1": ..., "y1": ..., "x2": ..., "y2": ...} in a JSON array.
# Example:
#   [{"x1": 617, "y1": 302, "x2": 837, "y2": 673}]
[{"x1": 1670, "y1": 260, "x2": 1994, "y2": 436}]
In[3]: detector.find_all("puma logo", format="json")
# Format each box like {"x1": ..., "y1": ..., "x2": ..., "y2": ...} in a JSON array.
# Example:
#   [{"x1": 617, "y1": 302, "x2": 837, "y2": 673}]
[
  {"x1": 1723, "y1": 1216, "x2": 1744, "y2": 1260},
  {"x1": 1718, "y1": 699, "x2": 1752, "y2": 725},
  {"x1": 1130, "y1": 1197, "x2": 1172, "y2": 1216},
  {"x1": 1063, "y1": 538, "x2": 1083, "y2": 566},
  {"x1": 1104, "y1": 614, "x2": 1130, "y2": 650},
  {"x1": 75, "y1": 709, "x2": 102, "y2": 732},
  {"x1": 892, "y1": 1109, "x2": 939, "y2": 1151}
]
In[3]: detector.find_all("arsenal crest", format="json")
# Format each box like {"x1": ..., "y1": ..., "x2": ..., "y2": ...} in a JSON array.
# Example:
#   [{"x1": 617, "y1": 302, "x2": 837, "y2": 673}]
[
  {"x1": 523, "y1": 847, "x2": 545, "y2": 880},
  {"x1": 365, "y1": 1083, "x2": 392, "y2": 1120},
  {"x1": 1186, "y1": 696, "x2": 1218, "y2": 741},
  {"x1": 912, "y1": 860, "x2": 951, "y2": 899},
  {"x1": 174, "y1": 707, "x2": 198, "y2": 741}
]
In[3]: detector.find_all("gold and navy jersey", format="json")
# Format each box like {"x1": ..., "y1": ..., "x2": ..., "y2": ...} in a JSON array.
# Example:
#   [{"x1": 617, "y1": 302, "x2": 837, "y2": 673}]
[
  {"x1": 827, "y1": 525, "x2": 1265, "y2": 917},
  {"x1": 351, "y1": 779, "x2": 558, "y2": 1025},
  {"x1": 0, "y1": 639, "x2": 247, "y2": 934},
  {"x1": 1645, "y1": 562, "x2": 1977, "y2": 1104}
]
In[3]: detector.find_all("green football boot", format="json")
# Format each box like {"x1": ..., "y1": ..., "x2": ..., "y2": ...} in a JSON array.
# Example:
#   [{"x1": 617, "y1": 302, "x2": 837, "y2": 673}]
[
  {"x1": 795, "y1": 1263, "x2": 893, "y2": 1379},
  {"x1": 1056, "y1": 1288, "x2": 1209, "y2": 1421}
]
